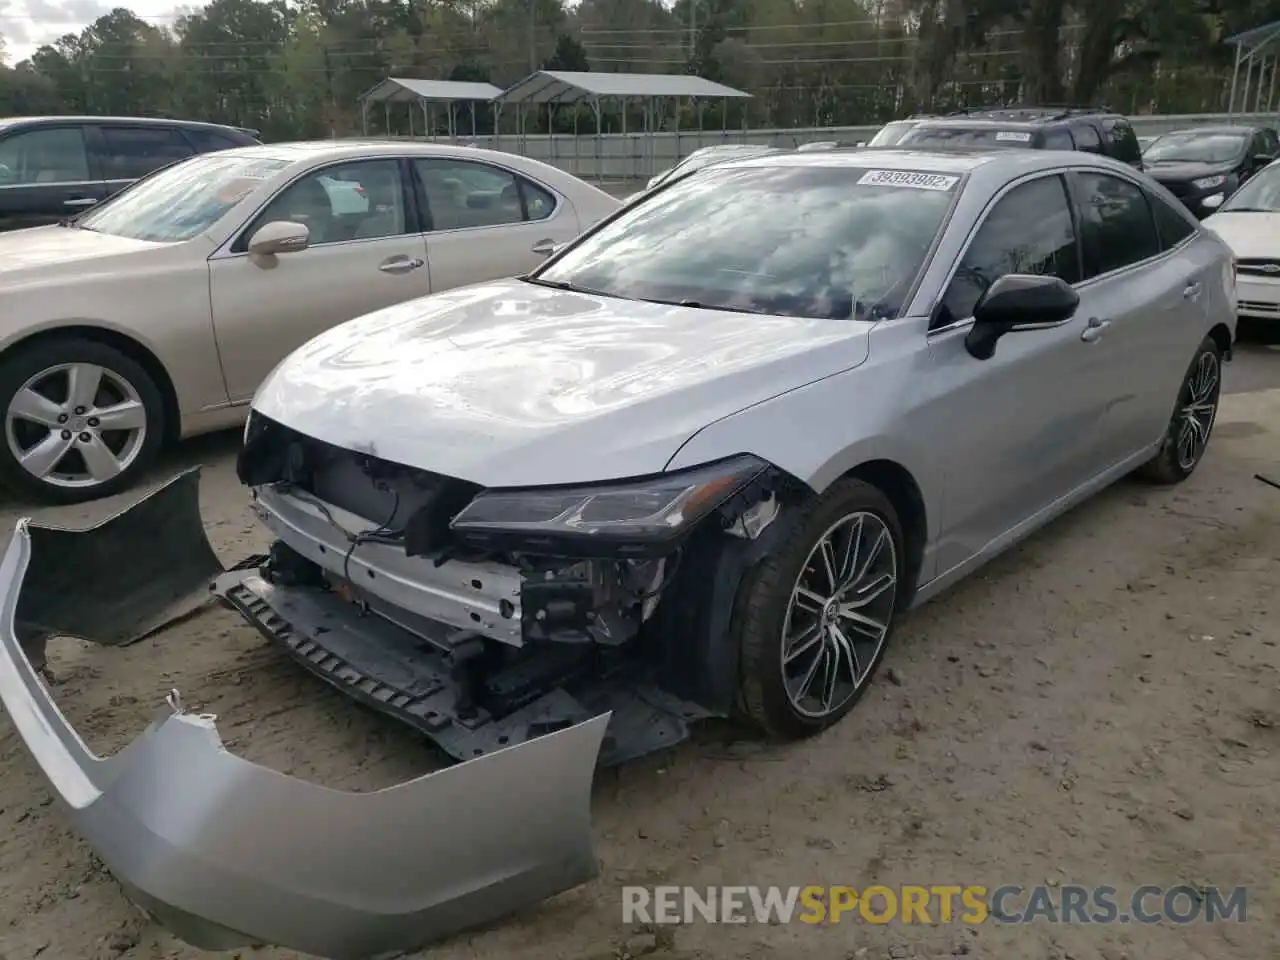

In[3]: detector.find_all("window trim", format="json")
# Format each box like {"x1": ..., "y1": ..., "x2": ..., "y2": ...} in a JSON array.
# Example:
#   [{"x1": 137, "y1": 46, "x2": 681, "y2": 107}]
[
  {"x1": 215, "y1": 156, "x2": 422, "y2": 259},
  {"x1": 1066, "y1": 168, "x2": 1165, "y2": 283},
  {"x1": 927, "y1": 170, "x2": 1084, "y2": 336},
  {"x1": 0, "y1": 122, "x2": 96, "y2": 190},
  {"x1": 95, "y1": 123, "x2": 196, "y2": 183},
  {"x1": 408, "y1": 155, "x2": 563, "y2": 235}
]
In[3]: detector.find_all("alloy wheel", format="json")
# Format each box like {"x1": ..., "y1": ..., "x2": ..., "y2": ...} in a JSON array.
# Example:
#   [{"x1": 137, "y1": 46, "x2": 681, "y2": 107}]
[
  {"x1": 1175, "y1": 350, "x2": 1219, "y2": 472},
  {"x1": 4, "y1": 362, "x2": 149, "y2": 490},
  {"x1": 780, "y1": 510, "x2": 898, "y2": 719}
]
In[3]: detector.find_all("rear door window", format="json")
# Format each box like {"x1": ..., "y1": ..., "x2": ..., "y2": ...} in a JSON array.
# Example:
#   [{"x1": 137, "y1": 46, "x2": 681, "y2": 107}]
[
  {"x1": 1071, "y1": 123, "x2": 1104, "y2": 154},
  {"x1": 1074, "y1": 172, "x2": 1161, "y2": 276},
  {"x1": 1042, "y1": 127, "x2": 1075, "y2": 150},
  {"x1": 98, "y1": 126, "x2": 195, "y2": 181}
]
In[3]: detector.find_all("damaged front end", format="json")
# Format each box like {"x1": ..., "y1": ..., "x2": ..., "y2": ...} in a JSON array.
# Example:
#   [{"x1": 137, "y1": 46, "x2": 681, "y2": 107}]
[
  {"x1": 231, "y1": 411, "x2": 790, "y2": 766},
  {"x1": 0, "y1": 412, "x2": 794, "y2": 957}
]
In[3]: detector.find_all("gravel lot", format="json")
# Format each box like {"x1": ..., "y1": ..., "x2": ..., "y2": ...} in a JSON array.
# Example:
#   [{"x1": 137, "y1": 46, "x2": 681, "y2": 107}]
[{"x1": 0, "y1": 353, "x2": 1276, "y2": 960}]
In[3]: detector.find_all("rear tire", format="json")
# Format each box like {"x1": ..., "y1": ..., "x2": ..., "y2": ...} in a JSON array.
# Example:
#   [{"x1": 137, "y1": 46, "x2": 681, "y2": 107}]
[
  {"x1": 735, "y1": 478, "x2": 904, "y2": 739},
  {"x1": 1135, "y1": 335, "x2": 1222, "y2": 485},
  {"x1": 0, "y1": 337, "x2": 165, "y2": 504}
]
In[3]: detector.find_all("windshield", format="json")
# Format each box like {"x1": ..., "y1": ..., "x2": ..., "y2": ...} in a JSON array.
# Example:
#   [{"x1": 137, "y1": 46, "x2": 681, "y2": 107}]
[
  {"x1": 77, "y1": 152, "x2": 290, "y2": 242},
  {"x1": 1220, "y1": 163, "x2": 1280, "y2": 212},
  {"x1": 1144, "y1": 132, "x2": 1248, "y2": 165},
  {"x1": 899, "y1": 125, "x2": 1034, "y2": 149},
  {"x1": 535, "y1": 164, "x2": 960, "y2": 321},
  {"x1": 868, "y1": 121, "x2": 919, "y2": 147}
]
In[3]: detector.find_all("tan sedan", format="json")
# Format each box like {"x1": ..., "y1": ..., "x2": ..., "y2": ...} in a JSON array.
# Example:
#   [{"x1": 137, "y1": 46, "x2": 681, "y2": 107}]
[{"x1": 0, "y1": 140, "x2": 620, "y2": 503}]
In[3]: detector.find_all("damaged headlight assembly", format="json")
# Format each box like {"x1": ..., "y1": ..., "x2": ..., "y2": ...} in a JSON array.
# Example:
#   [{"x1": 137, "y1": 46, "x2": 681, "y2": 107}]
[{"x1": 449, "y1": 453, "x2": 771, "y2": 557}]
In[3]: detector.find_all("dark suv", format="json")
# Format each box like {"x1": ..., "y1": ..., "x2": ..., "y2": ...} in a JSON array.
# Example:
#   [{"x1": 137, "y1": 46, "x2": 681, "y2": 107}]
[
  {"x1": 0, "y1": 116, "x2": 261, "y2": 230},
  {"x1": 1140, "y1": 125, "x2": 1279, "y2": 218},
  {"x1": 896, "y1": 106, "x2": 1145, "y2": 169}
]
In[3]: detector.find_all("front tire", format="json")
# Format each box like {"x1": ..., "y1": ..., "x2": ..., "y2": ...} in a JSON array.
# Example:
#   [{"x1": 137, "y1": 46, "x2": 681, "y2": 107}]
[
  {"x1": 0, "y1": 337, "x2": 165, "y2": 504},
  {"x1": 736, "y1": 478, "x2": 904, "y2": 739},
  {"x1": 1136, "y1": 335, "x2": 1222, "y2": 485}
]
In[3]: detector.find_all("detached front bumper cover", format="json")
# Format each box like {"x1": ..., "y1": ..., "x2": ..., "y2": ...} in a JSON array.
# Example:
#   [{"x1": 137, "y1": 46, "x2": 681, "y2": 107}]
[{"x1": 0, "y1": 469, "x2": 607, "y2": 959}]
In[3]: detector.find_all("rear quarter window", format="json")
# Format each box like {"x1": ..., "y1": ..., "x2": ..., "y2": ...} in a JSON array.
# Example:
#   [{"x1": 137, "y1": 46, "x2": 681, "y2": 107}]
[{"x1": 184, "y1": 129, "x2": 249, "y2": 153}]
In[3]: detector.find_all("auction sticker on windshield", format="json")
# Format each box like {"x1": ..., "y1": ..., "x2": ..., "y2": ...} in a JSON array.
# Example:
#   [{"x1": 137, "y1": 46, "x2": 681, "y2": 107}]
[
  {"x1": 857, "y1": 169, "x2": 959, "y2": 191},
  {"x1": 995, "y1": 131, "x2": 1033, "y2": 142}
]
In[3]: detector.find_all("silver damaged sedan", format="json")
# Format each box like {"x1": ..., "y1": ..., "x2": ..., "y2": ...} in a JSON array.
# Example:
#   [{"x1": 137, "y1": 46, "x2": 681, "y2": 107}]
[{"x1": 0, "y1": 147, "x2": 1237, "y2": 957}]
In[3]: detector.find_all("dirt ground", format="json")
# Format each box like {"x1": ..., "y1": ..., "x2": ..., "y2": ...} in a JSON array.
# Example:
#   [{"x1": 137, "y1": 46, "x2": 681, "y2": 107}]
[{"x1": 0, "y1": 387, "x2": 1278, "y2": 960}]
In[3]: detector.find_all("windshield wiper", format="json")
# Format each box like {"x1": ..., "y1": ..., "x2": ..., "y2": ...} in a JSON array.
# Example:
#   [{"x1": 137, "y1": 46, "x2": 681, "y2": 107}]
[
  {"x1": 518, "y1": 275, "x2": 579, "y2": 291},
  {"x1": 1221, "y1": 206, "x2": 1271, "y2": 212},
  {"x1": 517, "y1": 275, "x2": 614, "y2": 298},
  {"x1": 636, "y1": 296, "x2": 767, "y2": 316}
]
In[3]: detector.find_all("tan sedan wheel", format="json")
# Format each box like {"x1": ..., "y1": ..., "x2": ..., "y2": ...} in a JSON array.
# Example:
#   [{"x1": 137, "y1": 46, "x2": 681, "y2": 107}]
[{"x1": 0, "y1": 337, "x2": 165, "y2": 504}]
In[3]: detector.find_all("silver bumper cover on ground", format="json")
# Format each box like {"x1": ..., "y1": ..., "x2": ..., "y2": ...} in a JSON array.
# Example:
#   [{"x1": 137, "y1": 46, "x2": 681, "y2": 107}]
[{"x1": 0, "y1": 469, "x2": 607, "y2": 959}]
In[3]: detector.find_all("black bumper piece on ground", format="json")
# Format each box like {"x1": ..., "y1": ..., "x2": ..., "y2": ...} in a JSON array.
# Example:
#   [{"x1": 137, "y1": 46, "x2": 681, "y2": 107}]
[{"x1": 212, "y1": 568, "x2": 714, "y2": 767}]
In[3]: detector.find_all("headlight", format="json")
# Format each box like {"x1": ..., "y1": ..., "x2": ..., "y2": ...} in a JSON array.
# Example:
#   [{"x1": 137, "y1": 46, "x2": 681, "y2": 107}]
[
  {"x1": 450, "y1": 454, "x2": 769, "y2": 552},
  {"x1": 1193, "y1": 174, "x2": 1227, "y2": 190}
]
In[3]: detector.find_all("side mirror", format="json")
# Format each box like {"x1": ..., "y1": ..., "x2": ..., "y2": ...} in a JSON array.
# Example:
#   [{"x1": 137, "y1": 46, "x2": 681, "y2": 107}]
[
  {"x1": 964, "y1": 274, "x2": 1080, "y2": 360},
  {"x1": 1254, "y1": 153, "x2": 1275, "y2": 167},
  {"x1": 247, "y1": 220, "x2": 310, "y2": 257}
]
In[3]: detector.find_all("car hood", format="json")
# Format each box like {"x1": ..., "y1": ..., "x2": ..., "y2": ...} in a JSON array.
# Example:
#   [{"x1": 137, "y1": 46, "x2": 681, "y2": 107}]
[
  {"x1": 0, "y1": 224, "x2": 169, "y2": 281},
  {"x1": 1203, "y1": 211, "x2": 1280, "y2": 258},
  {"x1": 252, "y1": 279, "x2": 871, "y2": 487},
  {"x1": 1144, "y1": 160, "x2": 1234, "y2": 183}
]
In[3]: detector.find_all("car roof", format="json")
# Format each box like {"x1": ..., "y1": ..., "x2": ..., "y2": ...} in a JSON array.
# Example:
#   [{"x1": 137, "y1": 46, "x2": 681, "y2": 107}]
[
  {"x1": 717, "y1": 144, "x2": 1139, "y2": 185},
  {"x1": 0, "y1": 115, "x2": 250, "y2": 134},
  {"x1": 197, "y1": 139, "x2": 558, "y2": 166},
  {"x1": 910, "y1": 117, "x2": 1048, "y2": 130},
  {"x1": 1155, "y1": 125, "x2": 1258, "y2": 136}
]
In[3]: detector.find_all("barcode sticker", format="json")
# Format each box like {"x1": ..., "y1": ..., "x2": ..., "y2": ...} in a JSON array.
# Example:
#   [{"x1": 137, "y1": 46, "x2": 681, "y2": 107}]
[{"x1": 857, "y1": 169, "x2": 960, "y2": 191}]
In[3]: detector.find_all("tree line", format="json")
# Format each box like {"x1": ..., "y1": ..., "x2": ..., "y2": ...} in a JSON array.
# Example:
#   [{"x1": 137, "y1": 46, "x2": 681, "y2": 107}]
[{"x1": 0, "y1": 0, "x2": 1276, "y2": 140}]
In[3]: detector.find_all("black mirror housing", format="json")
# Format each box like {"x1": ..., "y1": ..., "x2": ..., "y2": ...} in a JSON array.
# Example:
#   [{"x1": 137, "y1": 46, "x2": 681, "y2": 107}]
[{"x1": 965, "y1": 274, "x2": 1080, "y2": 360}]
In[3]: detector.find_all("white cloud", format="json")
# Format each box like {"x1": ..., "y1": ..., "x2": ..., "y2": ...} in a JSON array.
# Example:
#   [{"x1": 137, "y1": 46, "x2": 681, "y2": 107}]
[{"x1": 1, "y1": 0, "x2": 197, "y2": 65}]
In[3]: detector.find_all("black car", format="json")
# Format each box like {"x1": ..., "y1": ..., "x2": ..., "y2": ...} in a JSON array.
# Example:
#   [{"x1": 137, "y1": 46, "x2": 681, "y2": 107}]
[
  {"x1": 1140, "y1": 125, "x2": 1279, "y2": 219},
  {"x1": 0, "y1": 116, "x2": 261, "y2": 231},
  {"x1": 896, "y1": 106, "x2": 1145, "y2": 169}
]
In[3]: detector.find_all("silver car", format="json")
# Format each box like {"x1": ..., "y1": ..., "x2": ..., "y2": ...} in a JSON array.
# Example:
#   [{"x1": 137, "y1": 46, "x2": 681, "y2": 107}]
[{"x1": 0, "y1": 148, "x2": 1236, "y2": 958}]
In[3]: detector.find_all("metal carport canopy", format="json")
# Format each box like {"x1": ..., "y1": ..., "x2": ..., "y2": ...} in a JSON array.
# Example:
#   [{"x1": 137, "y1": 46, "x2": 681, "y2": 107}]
[
  {"x1": 1224, "y1": 21, "x2": 1280, "y2": 114},
  {"x1": 360, "y1": 77, "x2": 504, "y2": 104},
  {"x1": 495, "y1": 70, "x2": 751, "y2": 105}
]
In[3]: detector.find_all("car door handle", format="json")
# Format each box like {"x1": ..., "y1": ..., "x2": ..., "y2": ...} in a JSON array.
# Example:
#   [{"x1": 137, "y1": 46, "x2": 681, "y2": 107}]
[
  {"x1": 531, "y1": 238, "x2": 558, "y2": 256},
  {"x1": 63, "y1": 197, "x2": 98, "y2": 207},
  {"x1": 1080, "y1": 316, "x2": 1111, "y2": 343},
  {"x1": 378, "y1": 256, "x2": 424, "y2": 274},
  {"x1": 1183, "y1": 281, "x2": 1202, "y2": 300}
]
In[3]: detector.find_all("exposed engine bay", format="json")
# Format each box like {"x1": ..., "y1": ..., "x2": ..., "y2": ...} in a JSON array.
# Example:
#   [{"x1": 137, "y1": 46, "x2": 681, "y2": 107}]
[{"x1": 229, "y1": 412, "x2": 788, "y2": 765}]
